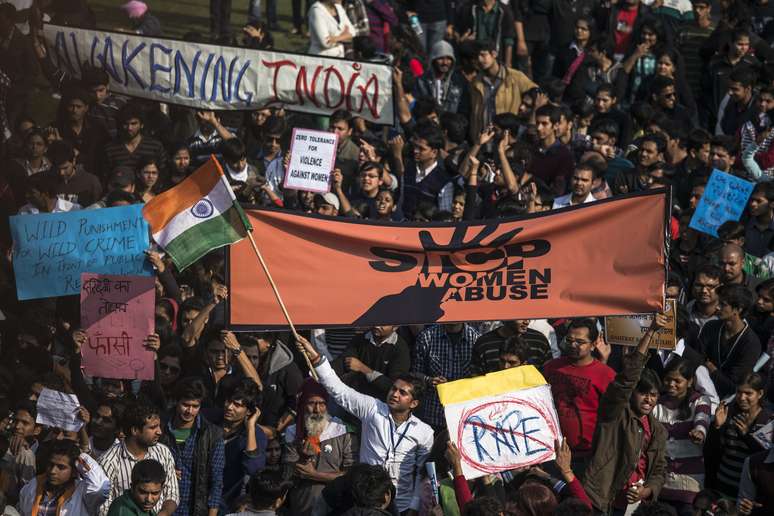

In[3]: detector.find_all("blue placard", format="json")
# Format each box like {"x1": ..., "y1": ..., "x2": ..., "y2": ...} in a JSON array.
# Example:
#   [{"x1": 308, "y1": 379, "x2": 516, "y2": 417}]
[
  {"x1": 10, "y1": 205, "x2": 152, "y2": 300},
  {"x1": 689, "y1": 169, "x2": 754, "y2": 238}
]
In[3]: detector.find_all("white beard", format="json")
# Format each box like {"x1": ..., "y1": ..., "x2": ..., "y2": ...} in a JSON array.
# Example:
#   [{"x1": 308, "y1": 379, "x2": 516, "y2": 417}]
[{"x1": 304, "y1": 412, "x2": 330, "y2": 437}]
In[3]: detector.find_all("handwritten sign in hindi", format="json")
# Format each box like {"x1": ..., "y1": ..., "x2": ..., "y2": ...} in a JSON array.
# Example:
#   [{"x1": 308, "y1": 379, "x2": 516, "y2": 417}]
[
  {"x1": 605, "y1": 298, "x2": 677, "y2": 350},
  {"x1": 283, "y1": 128, "x2": 339, "y2": 193},
  {"x1": 438, "y1": 366, "x2": 562, "y2": 479},
  {"x1": 689, "y1": 169, "x2": 754, "y2": 237},
  {"x1": 10, "y1": 205, "x2": 151, "y2": 300},
  {"x1": 36, "y1": 388, "x2": 84, "y2": 432},
  {"x1": 80, "y1": 273, "x2": 155, "y2": 380}
]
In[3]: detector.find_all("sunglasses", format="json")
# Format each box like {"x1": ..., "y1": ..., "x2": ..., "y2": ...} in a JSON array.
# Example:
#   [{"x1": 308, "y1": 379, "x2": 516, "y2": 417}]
[{"x1": 160, "y1": 363, "x2": 181, "y2": 374}]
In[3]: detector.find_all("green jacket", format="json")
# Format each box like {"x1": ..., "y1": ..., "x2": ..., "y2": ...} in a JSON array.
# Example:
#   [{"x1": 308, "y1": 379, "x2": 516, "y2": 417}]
[
  {"x1": 581, "y1": 351, "x2": 668, "y2": 513},
  {"x1": 106, "y1": 492, "x2": 157, "y2": 516}
]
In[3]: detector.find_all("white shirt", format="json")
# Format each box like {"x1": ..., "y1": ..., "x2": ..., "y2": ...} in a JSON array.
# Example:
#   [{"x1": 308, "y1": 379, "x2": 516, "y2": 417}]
[
  {"x1": 19, "y1": 198, "x2": 81, "y2": 214},
  {"x1": 552, "y1": 191, "x2": 595, "y2": 209},
  {"x1": 415, "y1": 161, "x2": 454, "y2": 212},
  {"x1": 97, "y1": 441, "x2": 179, "y2": 516},
  {"x1": 308, "y1": 2, "x2": 355, "y2": 57},
  {"x1": 315, "y1": 359, "x2": 433, "y2": 512}
]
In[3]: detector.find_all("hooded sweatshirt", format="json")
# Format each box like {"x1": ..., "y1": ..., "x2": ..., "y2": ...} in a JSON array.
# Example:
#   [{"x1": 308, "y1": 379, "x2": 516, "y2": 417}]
[{"x1": 415, "y1": 40, "x2": 470, "y2": 116}]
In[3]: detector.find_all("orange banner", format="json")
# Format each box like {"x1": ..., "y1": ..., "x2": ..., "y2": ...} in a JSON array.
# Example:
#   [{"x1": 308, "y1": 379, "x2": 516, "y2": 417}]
[{"x1": 228, "y1": 191, "x2": 667, "y2": 329}]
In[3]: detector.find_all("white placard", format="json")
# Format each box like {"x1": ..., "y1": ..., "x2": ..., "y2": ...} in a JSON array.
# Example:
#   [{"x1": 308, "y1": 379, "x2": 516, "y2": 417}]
[
  {"x1": 42, "y1": 24, "x2": 394, "y2": 124},
  {"x1": 35, "y1": 388, "x2": 83, "y2": 433},
  {"x1": 283, "y1": 128, "x2": 338, "y2": 193},
  {"x1": 443, "y1": 384, "x2": 562, "y2": 479}
]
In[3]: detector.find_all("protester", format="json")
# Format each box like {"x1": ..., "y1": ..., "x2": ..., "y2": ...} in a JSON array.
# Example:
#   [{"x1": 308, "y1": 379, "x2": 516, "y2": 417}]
[{"x1": 106, "y1": 459, "x2": 166, "y2": 516}]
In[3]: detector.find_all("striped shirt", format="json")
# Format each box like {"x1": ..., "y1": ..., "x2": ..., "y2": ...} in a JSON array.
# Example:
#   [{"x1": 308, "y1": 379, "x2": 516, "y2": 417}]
[
  {"x1": 100, "y1": 136, "x2": 169, "y2": 179},
  {"x1": 653, "y1": 391, "x2": 711, "y2": 503},
  {"x1": 97, "y1": 441, "x2": 180, "y2": 516},
  {"x1": 714, "y1": 406, "x2": 773, "y2": 498}
]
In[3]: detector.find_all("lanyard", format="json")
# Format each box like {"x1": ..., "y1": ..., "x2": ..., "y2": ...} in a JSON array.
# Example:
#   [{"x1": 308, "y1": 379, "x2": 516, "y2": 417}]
[
  {"x1": 717, "y1": 321, "x2": 748, "y2": 369},
  {"x1": 389, "y1": 419, "x2": 411, "y2": 457}
]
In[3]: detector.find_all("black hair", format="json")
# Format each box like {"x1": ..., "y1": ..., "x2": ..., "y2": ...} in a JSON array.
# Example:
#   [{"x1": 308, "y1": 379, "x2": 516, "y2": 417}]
[
  {"x1": 174, "y1": 377, "x2": 208, "y2": 402},
  {"x1": 661, "y1": 121, "x2": 687, "y2": 147},
  {"x1": 711, "y1": 135, "x2": 738, "y2": 155},
  {"x1": 15, "y1": 400, "x2": 38, "y2": 421},
  {"x1": 535, "y1": 105, "x2": 561, "y2": 124},
  {"x1": 121, "y1": 402, "x2": 160, "y2": 436},
  {"x1": 632, "y1": 501, "x2": 678, "y2": 516},
  {"x1": 118, "y1": 103, "x2": 145, "y2": 126},
  {"x1": 131, "y1": 459, "x2": 166, "y2": 486},
  {"x1": 738, "y1": 372, "x2": 766, "y2": 392},
  {"x1": 567, "y1": 318, "x2": 599, "y2": 342},
  {"x1": 541, "y1": 79, "x2": 566, "y2": 102},
  {"x1": 716, "y1": 284, "x2": 754, "y2": 317},
  {"x1": 81, "y1": 67, "x2": 111, "y2": 89},
  {"x1": 47, "y1": 440, "x2": 81, "y2": 470},
  {"x1": 640, "y1": 133, "x2": 667, "y2": 155},
  {"x1": 554, "y1": 498, "x2": 593, "y2": 516},
  {"x1": 595, "y1": 82, "x2": 617, "y2": 99},
  {"x1": 752, "y1": 181, "x2": 774, "y2": 201},
  {"x1": 440, "y1": 112, "x2": 468, "y2": 145},
  {"x1": 575, "y1": 161, "x2": 601, "y2": 180},
  {"x1": 590, "y1": 120, "x2": 620, "y2": 141},
  {"x1": 26, "y1": 173, "x2": 59, "y2": 198},
  {"x1": 636, "y1": 368, "x2": 662, "y2": 395},
  {"x1": 412, "y1": 97, "x2": 440, "y2": 121},
  {"x1": 393, "y1": 373, "x2": 427, "y2": 404},
  {"x1": 223, "y1": 378, "x2": 261, "y2": 413},
  {"x1": 499, "y1": 336, "x2": 530, "y2": 364},
  {"x1": 649, "y1": 75, "x2": 675, "y2": 99},
  {"x1": 351, "y1": 464, "x2": 393, "y2": 508},
  {"x1": 413, "y1": 123, "x2": 445, "y2": 151},
  {"x1": 47, "y1": 140, "x2": 76, "y2": 165},
  {"x1": 329, "y1": 109, "x2": 353, "y2": 128},
  {"x1": 475, "y1": 39, "x2": 498, "y2": 54},
  {"x1": 248, "y1": 470, "x2": 294, "y2": 509},
  {"x1": 221, "y1": 138, "x2": 247, "y2": 163},
  {"x1": 729, "y1": 65, "x2": 757, "y2": 88},
  {"x1": 462, "y1": 496, "x2": 503, "y2": 516},
  {"x1": 717, "y1": 220, "x2": 745, "y2": 241},
  {"x1": 662, "y1": 357, "x2": 698, "y2": 419},
  {"x1": 158, "y1": 343, "x2": 183, "y2": 361},
  {"x1": 106, "y1": 189, "x2": 139, "y2": 206},
  {"x1": 61, "y1": 87, "x2": 92, "y2": 107}
]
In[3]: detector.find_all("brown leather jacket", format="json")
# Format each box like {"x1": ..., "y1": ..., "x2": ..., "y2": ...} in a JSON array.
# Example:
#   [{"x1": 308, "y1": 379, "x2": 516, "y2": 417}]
[{"x1": 581, "y1": 351, "x2": 668, "y2": 513}]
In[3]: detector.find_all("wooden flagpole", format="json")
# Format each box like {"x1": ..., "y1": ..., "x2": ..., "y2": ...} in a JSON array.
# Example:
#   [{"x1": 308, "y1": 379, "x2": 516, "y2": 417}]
[{"x1": 245, "y1": 231, "x2": 318, "y2": 381}]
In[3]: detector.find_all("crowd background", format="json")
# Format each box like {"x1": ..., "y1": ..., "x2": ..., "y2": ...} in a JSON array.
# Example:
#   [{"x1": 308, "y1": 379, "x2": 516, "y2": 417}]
[{"x1": 0, "y1": 1, "x2": 773, "y2": 516}]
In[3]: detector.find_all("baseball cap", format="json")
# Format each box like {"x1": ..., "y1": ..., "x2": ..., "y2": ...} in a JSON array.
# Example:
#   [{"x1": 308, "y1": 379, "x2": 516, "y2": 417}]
[{"x1": 315, "y1": 192, "x2": 340, "y2": 211}]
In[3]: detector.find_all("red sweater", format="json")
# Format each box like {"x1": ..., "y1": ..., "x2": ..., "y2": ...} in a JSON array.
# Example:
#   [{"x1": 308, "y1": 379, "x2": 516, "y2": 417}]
[{"x1": 543, "y1": 357, "x2": 616, "y2": 455}]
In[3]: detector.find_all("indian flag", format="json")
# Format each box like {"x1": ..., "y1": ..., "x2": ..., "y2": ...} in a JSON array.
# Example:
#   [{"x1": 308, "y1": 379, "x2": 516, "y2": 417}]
[{"x1": 142, "y1": 156, "x2": 252, "y2": 271}]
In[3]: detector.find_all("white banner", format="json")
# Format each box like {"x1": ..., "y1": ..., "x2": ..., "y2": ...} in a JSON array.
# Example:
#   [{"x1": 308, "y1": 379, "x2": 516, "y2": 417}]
[{"x1": 42, "y1": 25, "x2": 395, "y2": 124}]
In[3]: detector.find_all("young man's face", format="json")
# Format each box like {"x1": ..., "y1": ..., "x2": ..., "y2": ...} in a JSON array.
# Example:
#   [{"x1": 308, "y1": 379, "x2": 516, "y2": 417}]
[
  {"x1": 732, "y1": 36, "x2": 750, "y2": 58},
  {"x1": 748, "y1": 191, "x2": 770, "y2": 218},
  {"x1": 91, "y1": 84, "x2": 109, "y2": 103},
  {"x1": 477, "y1": 50, "x2": 497, "y2": 71},
  {"x1": 14, "y1": 409, "x2": 39, "y2": 439},
  {"x1": 631, "y1": 388, "x2": 658, "y2": 416},
  {"x1": 58, "y1": 160, "x2": 77, "y2": 181},
  {"x1": 133, "y1": 416, "x2": 162, "y2": 447},
  {"x1": 132, "y1": 481, "x2": 163, "y2": 512},
  {"x1": 556, "y1": 115, "x2": 572, "y2": 139},
  {"x1": 223, "y1": 398, "x2": 250, "y2": 424},
  {"x1": 91, "y1": 405, "x2": 118, "y2": 440},
  {"x1": 499, "y1": 353, "x2": 522, "y2": 370},
  {"x1": 175, "y1": 398, "x2": 202, "y2": 426},
  {"x1": 657, "y1": 85, "x2": 677, "y2": 110},
  {"x1": 535, "y1": 116, "x2": 555, "y2": 142},
  {"x1": 594, "y1": 92, "x2": 614, "y2": 113},
  {"x1": 565, "y1": 327, "x2": 594, "y2": 361},
  {"x1": 263, "y1": 134, "x2": 282, "y2": 155},
  {"x1": 692, "y1": 2, "x2": 710, "y2": 20},
  {"x1": 206, "y1": 341, "x2": 230, "y2": 371},
  {"x1": 123, "y1": 118, "x2": 143, "y2": 139},
  {"x1": 758, "y1": 93, "x2": 774, "y2": 114},
  {"x1": 689, "y1": 185, "x2": 705, "y2": 209},
  {"x1": 717, "y1": 298, "x2": 740, "y2": 322},
  {"x1": 691, "y1": 143, "x2": 711, "y2": 166},
  {"x1": 360, "y1": 168, "x2": 381, "y2": 194},
  {"x1": 719, "y1": 252, "x2": 743, "y2": 283},
  {"x1": 316, "y1": 202, "x2": 338, "y2": 216},
  {"x1": 433, "y1": 56, "x2": 453, "y2": 75},
  {"x1": 46, "y1": 454, "x2": 74, "y2": 487},
  {"x1": 266, "y1": 439, "x2": 282, "y2": 465},
  {"x1": 329, "y1": 120, "x2": 351, "y2": 142},
  {"x1": 386, "y1": 379, "x2": 418, "y2": 413},
  {"x1": 711, "y1": 146, "x2": 733, "y2": 171},
  {"x1": 639, "y1": 141, "x2": 661, "y2": 167},
  {"x1": 412, "y1": 138, "x2": 437, "y2": 164},
  {"x1": 728, "y1": 81, "x2": 751, "y2": 104},
  {"x1": 571, "y1": 169, "x2": 593, "y2": 197},
  {"x1": 692, "y1": 273, "x2": 720, "y2": 305},
  {"x1": 67, "y1": 98, "x2": 88, "y2": 122}
]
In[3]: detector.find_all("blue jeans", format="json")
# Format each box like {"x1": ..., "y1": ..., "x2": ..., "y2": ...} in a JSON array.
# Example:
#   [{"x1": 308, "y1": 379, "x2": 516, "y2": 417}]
[{"x1": 420, "y1": 19, "x2": 447, "y2": 53}]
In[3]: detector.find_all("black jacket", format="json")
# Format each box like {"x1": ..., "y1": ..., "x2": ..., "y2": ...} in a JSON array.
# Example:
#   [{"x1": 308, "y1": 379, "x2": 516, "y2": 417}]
[{"x1": 160, "y1": 415, "x2": 223, "y2": 516}]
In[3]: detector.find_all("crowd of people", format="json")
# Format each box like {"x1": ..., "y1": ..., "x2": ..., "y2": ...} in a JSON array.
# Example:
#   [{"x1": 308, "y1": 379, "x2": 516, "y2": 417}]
[{"x1": 0, "y1": 0, "x2": 774, "y2": 515}]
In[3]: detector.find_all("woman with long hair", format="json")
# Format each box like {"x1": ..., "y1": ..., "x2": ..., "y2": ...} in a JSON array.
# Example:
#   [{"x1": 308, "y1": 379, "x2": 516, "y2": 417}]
[
  {"x1": 621, "y1": 18, "x2": 668, "y2": 106},
  {"x1": 635, "y1": 47, "x2": 697, "y2": 121},
  {"x1": 135, "y1": 157, "x2": 164, "y2": 202},
  {"x1": 652, "y1": 358, "x2": 712, "y2": 515}
]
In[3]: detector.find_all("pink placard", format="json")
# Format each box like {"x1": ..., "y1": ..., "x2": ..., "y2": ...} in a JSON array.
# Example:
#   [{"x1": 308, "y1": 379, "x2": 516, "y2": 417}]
[{"x1": 80, "y1": 273, "x2": 155, "y2": 380}]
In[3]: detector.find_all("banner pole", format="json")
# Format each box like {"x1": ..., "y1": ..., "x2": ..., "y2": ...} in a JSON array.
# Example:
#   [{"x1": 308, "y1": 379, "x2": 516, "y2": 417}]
[{"x1": 245, "y1": 231, "x2": 319, "y2": 381}]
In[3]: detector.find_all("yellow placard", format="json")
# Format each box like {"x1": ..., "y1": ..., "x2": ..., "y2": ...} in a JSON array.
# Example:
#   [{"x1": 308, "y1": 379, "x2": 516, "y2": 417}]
[
  {"x1": 437, "y1": 365, "x2": 547, "y2": 406},
  {"x1": 605, "y1": 298, "x2": 677, "y2": 350}
]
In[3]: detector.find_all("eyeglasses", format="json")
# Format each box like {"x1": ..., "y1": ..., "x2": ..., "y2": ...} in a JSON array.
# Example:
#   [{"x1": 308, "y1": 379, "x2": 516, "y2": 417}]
[
  {"x1": 694, "y1": 283, "x2": 719, "y2": 291},
  {"x1": 159, "y1": 363, "x2": 181, "y2": 374},
  {"x1": 565, "y1": 338, "x2": 592, "y2": 345},
  {"x1": 662, "y1": 92, "x2": 676, "y2": 99}
]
